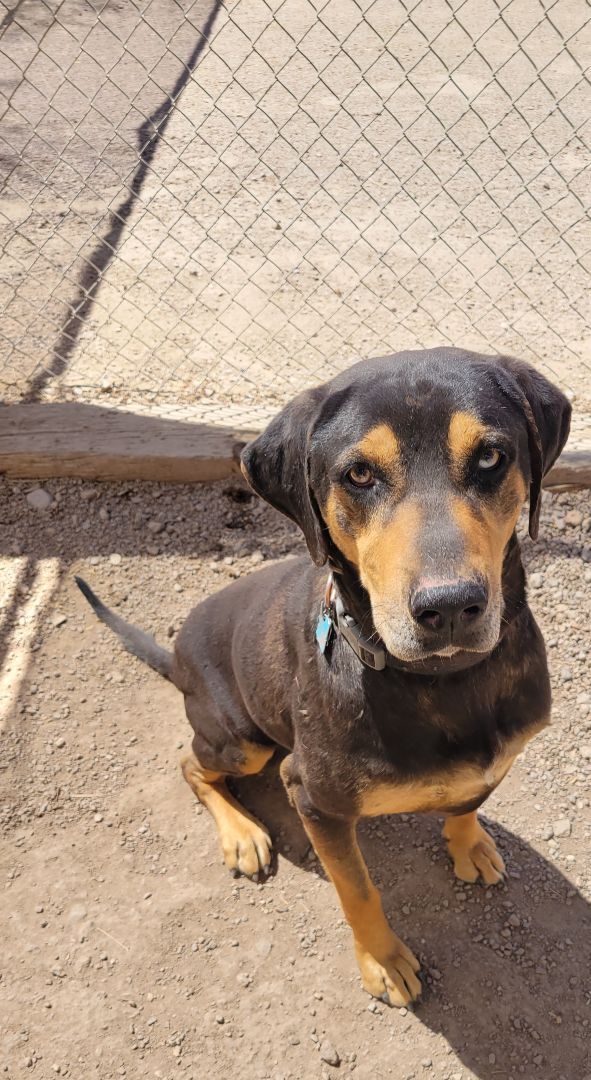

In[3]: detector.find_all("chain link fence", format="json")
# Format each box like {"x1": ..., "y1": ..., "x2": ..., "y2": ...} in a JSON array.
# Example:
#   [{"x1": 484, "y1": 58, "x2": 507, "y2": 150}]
[{"x1": 1, "y1": 0, "x2": 590, "y2": 425}]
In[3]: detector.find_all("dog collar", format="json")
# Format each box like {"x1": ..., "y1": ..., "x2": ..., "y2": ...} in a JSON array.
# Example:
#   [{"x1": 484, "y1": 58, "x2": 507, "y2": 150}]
[{"x1": 315, "y1": 575, "x2": 387, "y2": 671}]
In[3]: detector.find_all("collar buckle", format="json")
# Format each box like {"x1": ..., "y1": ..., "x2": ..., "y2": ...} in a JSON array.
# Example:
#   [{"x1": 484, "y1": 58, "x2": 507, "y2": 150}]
[
  {"x1": 315, "y1": 575, "x2": 387, "y2": 671},
  {"x1": 334, "y1": 594, "x2": 387, "y2": 671}
]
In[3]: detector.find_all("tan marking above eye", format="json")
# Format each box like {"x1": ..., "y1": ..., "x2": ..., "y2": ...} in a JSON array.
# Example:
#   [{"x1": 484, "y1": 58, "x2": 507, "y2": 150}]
[
  {"x1": 448, "y1": 411, "x2": 488, "y2": 473},
  {"x1": 356, "y1": 423, "x2": 401, "y2": 470},
  {"x1": 321, "y1": 423, "x2": 403, "y2": 567}
]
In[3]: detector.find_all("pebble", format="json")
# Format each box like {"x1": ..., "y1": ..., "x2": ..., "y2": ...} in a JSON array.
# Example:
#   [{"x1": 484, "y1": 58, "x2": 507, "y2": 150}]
[
  {"x1": 553, "y1": 818, "x2": 571, "y2": 838},
  {"x1": 26, "y1": 488, "x2": 53, "y2": 510},
  {"x1": 529, "y1": 572, "x2": 543, "y2": 589},
  {"x1": 580, "y1": 746, "x2": 591, "y2": 760},
  {"x1": 109, "y1": 554, "x2": 122, "y2": 566},
  {"x1": 52, "y1": 613, "x2": 67, "y2": 628},
  {"x1": 55, "y1": 737, "x2": 66, "y2": 749},
  {"x1": 147, "y1": 520, "x2": 165, "y2": 534},
  {"x1": 319, "y1": 1040, "x2": 340, "y2": 1066}
]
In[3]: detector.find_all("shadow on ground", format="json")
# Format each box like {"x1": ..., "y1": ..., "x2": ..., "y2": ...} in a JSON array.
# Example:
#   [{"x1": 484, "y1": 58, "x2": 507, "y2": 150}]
[{"x1": 237, "y1": 760, "x2": 591, "y2": 1080}]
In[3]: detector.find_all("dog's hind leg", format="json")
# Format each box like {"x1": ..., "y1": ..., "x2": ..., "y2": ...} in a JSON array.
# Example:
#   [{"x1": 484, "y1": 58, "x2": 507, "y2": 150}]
[{"x1": 181, "y1": 741, "x2": 274, "y2": 881}]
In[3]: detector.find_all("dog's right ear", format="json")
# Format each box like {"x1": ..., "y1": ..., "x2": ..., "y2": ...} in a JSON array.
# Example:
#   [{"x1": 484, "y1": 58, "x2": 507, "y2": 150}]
[{"x1": 240, "y1": 388, "x2": 329, "y2": 566}]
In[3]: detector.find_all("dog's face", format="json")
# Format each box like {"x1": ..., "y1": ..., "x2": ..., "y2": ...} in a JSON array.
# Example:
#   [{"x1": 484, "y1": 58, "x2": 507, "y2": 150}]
[{"x1": 242, "y1": 349, "x2": 570, "y2": 665}]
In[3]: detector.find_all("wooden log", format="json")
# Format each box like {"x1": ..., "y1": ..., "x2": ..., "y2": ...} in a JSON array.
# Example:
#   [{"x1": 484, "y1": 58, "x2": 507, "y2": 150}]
[
  {"x1": 1, "y1": 402, "x2": 590, "y2": 487},
  {"x1": 0, "y1": 402, "x2": 258, "y2": 482}
]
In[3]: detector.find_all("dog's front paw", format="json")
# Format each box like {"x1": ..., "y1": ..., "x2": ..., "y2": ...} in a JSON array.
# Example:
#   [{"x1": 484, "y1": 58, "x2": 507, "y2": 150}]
[
  {"x1": 220, "y1": 817, "x2": 272, "y2": 881},
  {"x1": 355, "y1": 936, "x2": 422, "y2": 1007},
  {"x1": 444, "y1": 819, "x2": 505, "y2": 885}
]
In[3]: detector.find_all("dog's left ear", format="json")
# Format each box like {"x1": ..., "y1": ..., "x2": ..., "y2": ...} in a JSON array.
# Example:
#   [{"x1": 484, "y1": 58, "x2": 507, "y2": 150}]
[
  {"x1": 240, "y1": 387, "x2": 329, "y2": 566},
  {"x1": 496, "y1": 357, "x2": 571, "y2": 540}
]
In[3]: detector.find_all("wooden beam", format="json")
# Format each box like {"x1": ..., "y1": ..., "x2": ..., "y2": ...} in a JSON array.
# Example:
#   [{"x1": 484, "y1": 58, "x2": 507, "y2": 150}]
[
  {"x1": 545, "y1": 451, "x2": 591, "y2": 489},
  {"x1": 0, "y1": 402, "x2": 258, "y2": 482},
  {"x1": 1, "y1": 402, "x2": 590, "y2": 487}
]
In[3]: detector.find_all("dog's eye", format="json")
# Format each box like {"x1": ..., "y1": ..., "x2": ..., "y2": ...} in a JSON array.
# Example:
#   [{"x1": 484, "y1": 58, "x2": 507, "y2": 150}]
[
  {"x1": 477, "y1": 447, "x2": 503, "y2": 471},
  {"x1": 346, "y1": 464, "x2": 375, "y2": 488}
]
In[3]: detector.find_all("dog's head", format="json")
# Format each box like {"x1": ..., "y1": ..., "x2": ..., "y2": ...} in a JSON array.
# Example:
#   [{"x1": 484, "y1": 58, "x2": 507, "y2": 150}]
[{"x1": 241, "y1": 349, "x2": 570, "y2": 666}]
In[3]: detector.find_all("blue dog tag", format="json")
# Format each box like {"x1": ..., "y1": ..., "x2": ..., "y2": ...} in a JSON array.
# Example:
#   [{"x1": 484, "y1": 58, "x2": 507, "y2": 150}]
[{"x1": 315, "y1": 608, "x2": 334, "y2": 654}]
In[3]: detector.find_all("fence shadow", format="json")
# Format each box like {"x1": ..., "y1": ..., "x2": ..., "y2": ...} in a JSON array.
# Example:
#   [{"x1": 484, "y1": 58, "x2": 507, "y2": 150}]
[{"x1": 22, "y1": 0, "x2": 223, "y2": 404}]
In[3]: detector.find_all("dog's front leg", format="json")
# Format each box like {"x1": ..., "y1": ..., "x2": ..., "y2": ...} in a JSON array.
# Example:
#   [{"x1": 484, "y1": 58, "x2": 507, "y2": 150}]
[{"x1": 281, "y1": 761, "x2": 421, "y2": 1006}]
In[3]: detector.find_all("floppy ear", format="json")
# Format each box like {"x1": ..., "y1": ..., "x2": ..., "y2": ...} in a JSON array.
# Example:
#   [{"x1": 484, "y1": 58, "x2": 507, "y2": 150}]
[
  {"x1": 496, "y1": 356, "x2": 571, "y2": 540},
  {"x1": 240, "y1": 387, "x2": 329, "y2": 566}
]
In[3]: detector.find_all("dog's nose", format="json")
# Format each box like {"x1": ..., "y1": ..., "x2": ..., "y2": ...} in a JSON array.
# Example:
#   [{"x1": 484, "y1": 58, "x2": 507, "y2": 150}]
[{"x1": 410, "y1": 580, "x2": 488, "y2": 633}]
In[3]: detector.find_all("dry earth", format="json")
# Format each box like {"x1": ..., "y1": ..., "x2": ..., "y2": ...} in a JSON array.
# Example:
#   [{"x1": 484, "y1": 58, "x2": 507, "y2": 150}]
[{"x1": 0, "y1": 474, "x2": 590, "y2": 1080}]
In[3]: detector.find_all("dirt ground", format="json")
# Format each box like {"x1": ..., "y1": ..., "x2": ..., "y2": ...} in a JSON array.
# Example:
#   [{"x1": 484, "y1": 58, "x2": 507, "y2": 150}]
[
  {"x1": 1, "y1": 0, "x2": 590, "y2": 412},
  {"x1": 1, "y1": 474, "x2": 590, "y2": 1080}
]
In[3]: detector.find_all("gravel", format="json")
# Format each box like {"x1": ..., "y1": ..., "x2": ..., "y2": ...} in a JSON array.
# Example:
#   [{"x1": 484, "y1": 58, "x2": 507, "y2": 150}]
[{"x1": 0, "y1": 476, "x2": 590, "y2": 1080}]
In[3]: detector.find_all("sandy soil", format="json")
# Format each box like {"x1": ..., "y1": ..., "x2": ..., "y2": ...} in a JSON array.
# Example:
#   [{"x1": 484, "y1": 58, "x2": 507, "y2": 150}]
[
  {"x1": 1, "y1": 0, "x2": 590, "y2": 413},
  {"x1": 1, "y1": 475, "x2": 590, "y2": 1080}
]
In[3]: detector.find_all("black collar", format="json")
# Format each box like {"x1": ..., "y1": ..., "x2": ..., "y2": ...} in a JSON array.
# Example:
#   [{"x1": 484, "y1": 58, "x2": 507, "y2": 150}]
[{"x1": 316, "y1": 575, "x2": 389, "y2": 670}]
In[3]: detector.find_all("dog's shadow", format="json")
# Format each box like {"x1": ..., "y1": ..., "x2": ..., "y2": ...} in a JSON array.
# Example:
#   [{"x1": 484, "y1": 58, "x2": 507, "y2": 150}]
[{"x1": 236, "y1": 761, "x2": 590, "y2": 1080}]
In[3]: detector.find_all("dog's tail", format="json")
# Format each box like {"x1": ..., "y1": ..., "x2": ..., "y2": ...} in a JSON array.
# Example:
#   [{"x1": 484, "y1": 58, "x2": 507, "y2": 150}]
[{"x1": 75, "y1": 576, "x2": 173, "y2": 681}]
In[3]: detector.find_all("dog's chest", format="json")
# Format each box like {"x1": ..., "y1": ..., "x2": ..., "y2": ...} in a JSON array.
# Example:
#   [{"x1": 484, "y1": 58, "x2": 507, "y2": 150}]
[{"x1": 359, "y1": 728, "x2": 536, "y2": 818}]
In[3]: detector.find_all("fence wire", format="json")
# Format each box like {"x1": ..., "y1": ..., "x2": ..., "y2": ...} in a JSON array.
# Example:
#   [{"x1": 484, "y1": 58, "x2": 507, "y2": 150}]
[{"x1": 1, "y1": 0, "x2": 590, "y2": 421}]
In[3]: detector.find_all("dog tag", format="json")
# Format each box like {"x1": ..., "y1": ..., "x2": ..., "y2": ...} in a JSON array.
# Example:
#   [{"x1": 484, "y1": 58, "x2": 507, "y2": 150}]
[{"x1": 315, "y1": 607, "x2": 334, "y2": 655}]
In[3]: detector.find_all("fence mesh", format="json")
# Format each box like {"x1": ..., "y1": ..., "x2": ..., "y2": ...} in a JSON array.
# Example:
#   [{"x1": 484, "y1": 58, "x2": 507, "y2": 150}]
[{"x1": 1, "y1": 0, "x2": 590, "y2": 422}]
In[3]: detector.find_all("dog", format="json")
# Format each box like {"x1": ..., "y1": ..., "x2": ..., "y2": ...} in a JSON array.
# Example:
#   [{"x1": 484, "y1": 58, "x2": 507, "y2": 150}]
[{"x1": 76, "y1": 347, "x2": 571, "y2": 1007}]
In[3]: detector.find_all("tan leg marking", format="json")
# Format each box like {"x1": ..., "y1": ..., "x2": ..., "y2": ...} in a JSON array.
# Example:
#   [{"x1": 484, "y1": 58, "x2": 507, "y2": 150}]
[
  {"x1": 443, "y1": 810, "x2": 505, "y2": 885},
  {"x1": 296, "y1": 810, "x2": 421, "y2": 1006},
  {"x1": 181, "y1": 742, "x2": 274, "y2": 879}
]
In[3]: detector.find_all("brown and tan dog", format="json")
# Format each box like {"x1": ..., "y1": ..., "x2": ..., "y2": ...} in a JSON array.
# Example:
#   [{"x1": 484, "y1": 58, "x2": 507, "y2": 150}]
[{"x1": 77, "y1": 347, "x2": 570, "y2": 1007}]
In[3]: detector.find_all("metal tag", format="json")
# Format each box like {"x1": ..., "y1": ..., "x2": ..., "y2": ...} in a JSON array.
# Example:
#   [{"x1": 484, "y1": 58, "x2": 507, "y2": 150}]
[{"x1": 315, "y1": 607, "x2": 335, "y2": 655}]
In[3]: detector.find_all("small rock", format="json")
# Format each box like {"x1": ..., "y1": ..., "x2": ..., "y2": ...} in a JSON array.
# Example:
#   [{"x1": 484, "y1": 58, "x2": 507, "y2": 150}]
[
  {"x1": 560, "y1": 667, "x2": 573, "y2": 682},
  {"x1": 52, "y1": 613, "x2": 67, "y2": 628},
  {"x1": 27, "y1": 488, "x2": 53, "y2": 510},
  {"x1": 565, "y1": 510, "x2": 582, "y2": 526},
  {"x1": 541, "y1": 825, "x2": 554, "y2": 841},
  {"x1": 147, "y1": 520, "x2": 165, "y2": 534},
  {"x1": 109, "y1": 554, "x2": 122, "y2": 566},
  {"x1": 94, "y1": 813, "x2": 104, "y2": 823},
  {"x1": 580, "y1": 746, "x2": 591, "y2": 760},
  {"x1": 319, "y1": 1040, "x2": 340, "y2": 1066},
  {"x1": 553, "y1": 818, "x2": 571, "y2": 838},
  {"x1": 256, "y1": 939, "x2": 273, "y2": 958},
  {"x1": 529, "y1": 572, "x2": 543, "y2": 589},
  {"x1": 55, "y1": 737, "x2": 66, "y2": 749}
]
